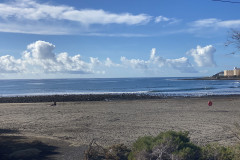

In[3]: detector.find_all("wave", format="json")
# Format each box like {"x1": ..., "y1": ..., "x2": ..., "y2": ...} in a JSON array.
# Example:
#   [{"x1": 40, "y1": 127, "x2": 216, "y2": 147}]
[
  {"x1": 148, "y1": 87, "x2": 216, "y2": 93},
  {"x1": 27, "y1": 83, "x2": 45, "y2": 85},
  {"x1": 1, "y1": 91, "x2": 240, "y2": 99},
  {"x1": 0, "y1": 91, "x2": 150, "y2": 97}
]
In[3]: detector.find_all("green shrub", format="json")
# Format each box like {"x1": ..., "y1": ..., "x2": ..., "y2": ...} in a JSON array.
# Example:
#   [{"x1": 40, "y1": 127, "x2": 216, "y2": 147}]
[
  {"x1": 84, "y1": 142, "x2": 130, "y2": 160},
  {"x1": 231, "y1": 145, "x2": 240, "y2": 160},
  {"x1": 85, "y1": 131, "x2": 240, "y2": 160},
  {"x1": 105, "y1": 144, "x2": 131, "y2": 160},
  {"x1": 128, "y1": 136, "x2": 154, "y2": 160},
  {"x1": 128, "y1": 131, "x2": 201, "y2": 160},
  {"x1": 201, "y1": 143, "x2": 234, "y2": 160}
]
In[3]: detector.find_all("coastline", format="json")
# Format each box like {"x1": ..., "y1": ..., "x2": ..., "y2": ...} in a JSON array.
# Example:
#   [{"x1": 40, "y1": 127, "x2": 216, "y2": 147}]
[
  {"x1": 183, "y1": 77, "x2": 240, "y2": 80},
  {"x1": 0, "y1": 94, "x2": 160, "y2": 103},
  {"x1": 1, "y1": 93, "x2": 240, "y2": 103}
]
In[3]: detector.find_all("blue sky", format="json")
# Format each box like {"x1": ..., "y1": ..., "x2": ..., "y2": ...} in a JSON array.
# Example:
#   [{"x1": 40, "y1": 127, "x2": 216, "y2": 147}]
[{"x1": 0, "y1": 0, "x2": 240, "y2": 79}]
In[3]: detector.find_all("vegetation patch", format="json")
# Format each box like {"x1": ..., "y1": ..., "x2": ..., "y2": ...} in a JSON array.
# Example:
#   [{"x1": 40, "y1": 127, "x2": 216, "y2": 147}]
[
  {"x1": 84, "y1": 140, "x2": 130, "y2": 160},
  {"x1": 85, "y1": 131, "x2": 240, "y2": 160},
  {"x1": 129, "y1": 131, "x2": 201, "y2": 160}
]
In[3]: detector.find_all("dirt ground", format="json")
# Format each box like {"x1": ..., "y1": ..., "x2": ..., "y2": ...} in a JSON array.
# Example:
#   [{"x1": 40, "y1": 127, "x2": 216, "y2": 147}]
[{"x1": 0, "y1": 97, "x2": 240, "y2": 159}]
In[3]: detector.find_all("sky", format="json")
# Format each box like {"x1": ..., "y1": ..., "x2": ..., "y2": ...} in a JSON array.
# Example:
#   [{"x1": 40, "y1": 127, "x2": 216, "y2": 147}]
[{"x1": 0, "y1": 0, "x2": 240, "y2": 79}]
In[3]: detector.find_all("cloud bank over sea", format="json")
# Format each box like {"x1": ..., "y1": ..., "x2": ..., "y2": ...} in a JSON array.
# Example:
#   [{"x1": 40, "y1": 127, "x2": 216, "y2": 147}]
[{"x1": 0, "y1": 40, "x2": 216, "y2": 78}]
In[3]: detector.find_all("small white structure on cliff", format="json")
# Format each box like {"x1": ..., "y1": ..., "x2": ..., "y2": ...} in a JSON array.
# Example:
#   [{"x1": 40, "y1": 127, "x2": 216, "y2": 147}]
[{"x1": 224, "y1": 67, "x2": 240, "y2": 76}]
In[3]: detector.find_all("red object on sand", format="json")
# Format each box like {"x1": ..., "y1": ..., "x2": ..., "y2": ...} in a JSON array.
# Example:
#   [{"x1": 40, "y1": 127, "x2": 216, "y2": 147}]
[{"x1": 208, "y1": 101, "x2": 212, "y2": 106}]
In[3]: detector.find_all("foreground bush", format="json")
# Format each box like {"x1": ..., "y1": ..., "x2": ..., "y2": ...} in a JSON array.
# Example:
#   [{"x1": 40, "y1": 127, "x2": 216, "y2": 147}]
[
  {"x1": 128, "y1": 131, "x2": 201, "y2": 160},
  {"x1": 85, "y1": 131, "x2": 240, "y2": 160},
  {"x1": 84, "y1": 140, "x2": 130, "y2": 160},
  {"x1": 201, "y1": 143, "x2": 234, "y2": 160},
  {"x1": 202, "y1": 143, "x2": 240, "y2": 160}
]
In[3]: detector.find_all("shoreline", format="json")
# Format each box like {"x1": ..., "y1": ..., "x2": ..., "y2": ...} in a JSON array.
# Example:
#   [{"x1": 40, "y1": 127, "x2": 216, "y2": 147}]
[
  {"x1": 1, "y1": 93, "x2": 240, "y2": 103},
  {"x1": 183, "y1": 77, "x2": 240, "y2": 80}
]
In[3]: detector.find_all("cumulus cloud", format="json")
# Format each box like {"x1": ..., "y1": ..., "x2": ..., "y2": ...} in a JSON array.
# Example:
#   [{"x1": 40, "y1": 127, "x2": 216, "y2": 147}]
[
  {"x1": 0, "y1": 40, "x2": 107, "y2": 74},
  {"x1": 191, "y1": 18, "x2": 240, "y2": 29},
  {"x1": 187, "y1": 45, "x2": 216, "y2": 67},
  {"x1": 151, "y1": 48, "x2": 196, "y2": 73},
  {"x1": 0, "y1": 41, "x2": 199, "y2": 76},
  {"x1": 121, "y1": 57, "x2": 149, "y2": 70},
  {"x1": 26, "y1": 41, "x2": 55, "y2": 59},
  {"x1": 166, "y1": 57, "x2": 196, "y2": 73},
  {"x1": 0, "y1": 55, "x2": 23, "y2": 73},
  {"x1": 149, "y1": 48, "x2": 165, "y2": 67},
  {"x1": 105, "y1": 58, "x2": 120, "y2": 67},
  {"x1": 120, "y1": 48, "x2": 196, "y2": 73}
]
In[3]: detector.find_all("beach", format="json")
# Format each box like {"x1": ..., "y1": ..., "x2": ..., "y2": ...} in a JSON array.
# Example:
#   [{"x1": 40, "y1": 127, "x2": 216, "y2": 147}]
[{"x1": 1, "y1": 96, "x2": 240, "y2": 159}]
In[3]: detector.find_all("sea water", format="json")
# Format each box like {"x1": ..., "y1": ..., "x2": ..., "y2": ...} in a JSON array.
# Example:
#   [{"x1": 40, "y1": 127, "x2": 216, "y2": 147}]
[{"x1": 0, "y1": 77, "x2": 240, "y2": 97}]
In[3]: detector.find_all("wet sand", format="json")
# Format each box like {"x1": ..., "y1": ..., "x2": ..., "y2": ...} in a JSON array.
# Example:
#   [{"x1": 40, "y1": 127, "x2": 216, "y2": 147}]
[{"x1": 0, "y1": 97, "x2": 240, "y2": 159}]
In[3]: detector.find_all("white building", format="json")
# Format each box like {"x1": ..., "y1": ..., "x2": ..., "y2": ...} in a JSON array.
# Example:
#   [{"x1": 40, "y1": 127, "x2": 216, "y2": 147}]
[{"x1": 224, "y1": 67, "x2": 240, "y2": 77}]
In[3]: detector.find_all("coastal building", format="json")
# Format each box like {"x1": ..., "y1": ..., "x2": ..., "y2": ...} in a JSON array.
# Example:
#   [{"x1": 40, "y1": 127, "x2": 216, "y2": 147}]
[
  {"x1": 224, "y1": 70, "x2": 234, "y2": 76},
  {"x1": 234, "y1": 67, "x2": 240, "y2": 76},
  {"x1": 224, "y1": 67, "x2": 240, "y2": 77}
]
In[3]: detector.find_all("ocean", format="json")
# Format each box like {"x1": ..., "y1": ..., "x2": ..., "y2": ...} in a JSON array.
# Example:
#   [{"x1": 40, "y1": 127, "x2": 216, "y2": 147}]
[{"x1": 0, "y1": 77, "x2": 240, "y2": 97}]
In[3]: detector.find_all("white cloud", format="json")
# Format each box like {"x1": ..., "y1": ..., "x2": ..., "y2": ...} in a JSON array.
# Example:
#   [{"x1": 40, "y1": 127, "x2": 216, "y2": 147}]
[
  {"x1": 105, "y1": 58, "x2": 120, "y2": 67},
  {"x1": 0, "y1": 40, "x2": 106, "y2": 74},
  {"x1": 54, "y1": 52, "x2": 93, "y2": 74},
  {"x1": 191, "y1": 18, "x2": 240, "y2": 29},
  {"x1": 150, "y1": 48, "x2": 196, "y2": 73},
  {"x1": 26, "y1": 41, "x2": 55, "y2": 59},
  {"x1": 0, "y1": 55, "x2": 23, "y2": 73},
  {"x1": 166, "y1": 57, "x2": 196, "y2": 73},
  {"x1": 0, "y1": 0, "x2": 151, "y2": 25},
  {"x1": 61, "y1": 9, "x2": 151, "y2": 25},
  {"x1": 149, "y1": 48, "x2": 165, "y2": 67},
  {"x1": 121, "y1": 57, "x2": 149, "y2": 70},
  {"x1": 0, "y1": 0, "x2": 151, "y2": 35},
  {"x1": 0, "y1": 41, "x2": 198, "y2": 76},
  {"x1": 155, "y1": 16, "x2": 179, "y2": 24},
  {"x1": 82, "y1": 33, "x2": 150, "y2": 38},
  {"x1": 0, "y1": 21, "x2": 70, "y2": 35},
  {"x1": 191, "y1": 18, "x2": 220, "y2": 27},
  {"x1": 120, "y1": 48, "x2": 196, "y2": 73},
  {"x1": 188, "y1": 45, "x2": 216, "y2": 67},
  {"x1": 155, "y1": 16, "x2": 170, "y2": 23},
  {"x1": 218, "y1": 20, "x2": 240, "y2": 28}
]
